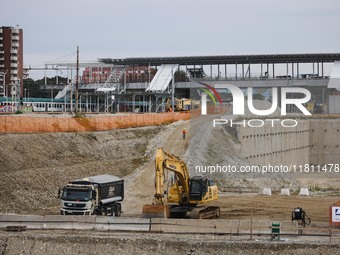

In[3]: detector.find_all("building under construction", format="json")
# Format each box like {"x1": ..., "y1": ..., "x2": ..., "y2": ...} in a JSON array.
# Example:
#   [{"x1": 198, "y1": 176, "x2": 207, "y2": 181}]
[{"x1": 14, "y1": 53, "x2": 340, "y2": 114}]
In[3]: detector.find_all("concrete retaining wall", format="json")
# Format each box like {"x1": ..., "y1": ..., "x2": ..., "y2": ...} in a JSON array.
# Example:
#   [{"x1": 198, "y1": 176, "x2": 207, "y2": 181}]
[
  {"x1": 329, "y1": 95, "x2": 340, "y2": 114},
  {"x1": 238, "y1": 118, "x2": 340, "y2": 166},
  {"x1": 0, "y1": 112, "x2": 190, "y2": 133},
  {"x1": 237, "y1": 120, "x2": 310, "y2": 166},
  {"x1": 310, "y1": 119, "x2": 340, "y2": 165}
]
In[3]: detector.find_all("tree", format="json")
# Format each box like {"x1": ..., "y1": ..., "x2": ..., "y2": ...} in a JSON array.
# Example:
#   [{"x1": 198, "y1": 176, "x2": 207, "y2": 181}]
[{"x1": 23, "y1": 76, "x2": 70, "y2": 98}]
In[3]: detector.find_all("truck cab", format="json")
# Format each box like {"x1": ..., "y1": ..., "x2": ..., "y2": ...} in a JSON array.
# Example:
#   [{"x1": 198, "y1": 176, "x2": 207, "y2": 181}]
[{"x1": 59, "y1": 185, "x2": 97, "y2": 215}]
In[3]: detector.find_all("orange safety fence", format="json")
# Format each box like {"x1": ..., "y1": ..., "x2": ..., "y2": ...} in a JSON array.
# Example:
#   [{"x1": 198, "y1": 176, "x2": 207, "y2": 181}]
[{"x1": 0, "y1": 112, "x2": 191, "y2": 133}]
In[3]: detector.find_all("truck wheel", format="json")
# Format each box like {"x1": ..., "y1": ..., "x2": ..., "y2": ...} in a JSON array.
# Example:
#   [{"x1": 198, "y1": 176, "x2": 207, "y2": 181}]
[
  {"x1": 110, "y1": 205, "x2": 116, "y2": 216},
  {"x1": 98, "y1": 208, "x2": 107, "y2": 216},
  {"x1": 115, "y1": 203, "x2": 121, "y2": 217}
]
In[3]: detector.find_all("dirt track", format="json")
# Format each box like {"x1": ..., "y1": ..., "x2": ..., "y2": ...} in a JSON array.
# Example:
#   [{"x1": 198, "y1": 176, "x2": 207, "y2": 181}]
[{"x1": 122, "y1": 120, "x2": 189, "y2": 214}]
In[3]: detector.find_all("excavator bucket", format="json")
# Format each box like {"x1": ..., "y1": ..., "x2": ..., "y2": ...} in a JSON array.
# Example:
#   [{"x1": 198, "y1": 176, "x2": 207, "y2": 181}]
[{"x1": 142, "y1": 204, "x2": 170, "y2": 218}]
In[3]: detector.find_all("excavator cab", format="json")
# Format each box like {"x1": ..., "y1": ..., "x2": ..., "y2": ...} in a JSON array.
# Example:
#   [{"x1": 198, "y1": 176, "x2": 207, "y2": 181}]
[{"x1": 189, "y1": 176, "x2": 208, "y2": 201}]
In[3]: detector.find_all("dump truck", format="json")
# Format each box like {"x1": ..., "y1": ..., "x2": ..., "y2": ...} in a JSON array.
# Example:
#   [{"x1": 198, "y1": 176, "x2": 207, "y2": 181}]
[{"x1": 58, "y1": 174, "x2": 124, "y2": 216}]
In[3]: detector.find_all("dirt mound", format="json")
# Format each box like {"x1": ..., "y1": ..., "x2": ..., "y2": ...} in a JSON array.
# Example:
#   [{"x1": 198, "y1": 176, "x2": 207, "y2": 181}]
[
  {"x1": 0, "y1": 127, "x2": 164, "y2": 214},
  {"x1": 187, "y1": 114, "x2": 301, "y2": 191}
]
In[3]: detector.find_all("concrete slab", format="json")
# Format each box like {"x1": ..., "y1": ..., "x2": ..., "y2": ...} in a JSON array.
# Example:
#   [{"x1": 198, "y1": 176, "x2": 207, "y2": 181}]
[
  {"x1": 0, "y1": 214, "x2": 44, "y2": 222},
  {"x1": 150, "y1": 219, "x2": 297, "y2": 235}
]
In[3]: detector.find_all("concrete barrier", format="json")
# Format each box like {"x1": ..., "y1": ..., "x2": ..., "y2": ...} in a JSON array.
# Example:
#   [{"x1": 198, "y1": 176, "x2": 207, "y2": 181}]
[
  {"x1": 150, "y1": 218, "x2": 298, "y2": 235},
  {"x1": 150, "y1": 218, "x2": 225, "y2": 234},
  {"x1": 261, "y1": 188, "x2": 272, "y2": 196},
  {"x1": 299, "y1": 188, "x2": 309, "y2": 196},
  {"x1": 0, "y1": 214, "x2": 150, "y2": 232},
  {"x1": 281, "y1": 188, "x2": 290, "y2": 196},
  {"x1": 0, "y1": 214, "x2": 298, "y2": 234},
  {"x1": 0, "y1": 214, "x2": 44, "y2": 222},
  {"x1": 95, "y1": 217, "x2": 150, "y2": 231}
]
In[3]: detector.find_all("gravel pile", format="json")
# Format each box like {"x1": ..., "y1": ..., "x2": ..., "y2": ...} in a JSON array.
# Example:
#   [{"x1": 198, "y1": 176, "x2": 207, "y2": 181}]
[
  {"x1": 0, "y1": 126, "x2": 164, "y2": 214},
  {"x1": 1, "y1": 231, "x2": 339, "y2": 255},
  {"x1": 186, "y1": 100, "x2": 301, "y2": 191}
]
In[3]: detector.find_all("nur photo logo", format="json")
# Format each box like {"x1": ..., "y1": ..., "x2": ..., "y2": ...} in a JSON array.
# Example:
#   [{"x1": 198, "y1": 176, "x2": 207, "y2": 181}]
[{"x1": 199, "y1": 83, "x2": 312, "y2": 128}]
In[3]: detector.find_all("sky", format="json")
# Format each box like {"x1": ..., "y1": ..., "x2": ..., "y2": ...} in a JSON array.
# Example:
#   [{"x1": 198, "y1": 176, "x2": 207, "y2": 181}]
[{"x1": 1, "y1": 0, "x2": 340, "y2": 79}]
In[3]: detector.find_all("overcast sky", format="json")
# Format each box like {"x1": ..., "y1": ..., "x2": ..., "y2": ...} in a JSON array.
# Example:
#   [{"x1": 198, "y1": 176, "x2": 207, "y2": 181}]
[{"x1": 1, "y1": 0, "x2": 340, "y2": 78}]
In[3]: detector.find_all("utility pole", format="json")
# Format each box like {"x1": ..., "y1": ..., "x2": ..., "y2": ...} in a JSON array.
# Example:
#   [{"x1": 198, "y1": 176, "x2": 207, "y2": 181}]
[
  {"x1": 171, "y1": 65, "x2": 175, "y2": 113},
  {"x1": 75, "y1": 46, "x2": 79, "y2": 112}
]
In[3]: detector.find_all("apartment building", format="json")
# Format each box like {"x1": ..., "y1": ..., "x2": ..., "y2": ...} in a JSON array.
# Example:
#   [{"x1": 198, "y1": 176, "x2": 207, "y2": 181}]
[{"x1": 0, "y1": 26, "x2": 23, "y2": 97}]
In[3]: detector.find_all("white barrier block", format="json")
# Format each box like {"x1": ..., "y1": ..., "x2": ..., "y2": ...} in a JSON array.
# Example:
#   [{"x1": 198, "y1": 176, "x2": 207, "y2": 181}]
[
  {"x1": 299, "y1": 188, "x2": 309, "y2": 196},
  {"x1": 261, "y1": 188, "x2": 272, "y2": 195},
  {"x1": 280, "y1": 188, "x2": 290, "y2": 196}
]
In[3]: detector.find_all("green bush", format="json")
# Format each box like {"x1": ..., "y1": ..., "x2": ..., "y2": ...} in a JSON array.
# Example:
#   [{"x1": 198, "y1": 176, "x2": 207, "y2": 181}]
[{"x1": 14, "y1": 110, "x2": 24, "y2": 114}]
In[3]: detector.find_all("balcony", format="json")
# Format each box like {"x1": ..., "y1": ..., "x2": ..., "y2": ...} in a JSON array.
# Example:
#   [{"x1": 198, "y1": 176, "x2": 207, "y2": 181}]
[
  {"x1": 11, "y1": 62, "x2": 18, "y2": 68},
  {"x1": 12, "y1": 42, "x2": 19, "y2": 47},
  {"x1": 11, "y1": 70, "x2": 18, "y2": 75},
  {"x1": 10, "y1": 49, "x2": 18, "y2": 54},
  {"x1": 12, "y1": 35, "x2": 20, "y2": 41},
  {"x1": 10, "y1": 76, "x2": 18, "y2": 82},
  {"x1": 10, "y1": 56, "x2": 18, "y2": 61}
]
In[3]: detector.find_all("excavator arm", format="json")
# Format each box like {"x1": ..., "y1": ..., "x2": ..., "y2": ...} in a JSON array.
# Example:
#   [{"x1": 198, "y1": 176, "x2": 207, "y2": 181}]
[{"x1": 154, "y1": 148, "x2": 190, "y2": 204}]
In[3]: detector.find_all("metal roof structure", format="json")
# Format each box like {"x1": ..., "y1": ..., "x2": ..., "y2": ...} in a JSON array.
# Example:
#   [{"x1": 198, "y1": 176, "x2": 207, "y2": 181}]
[
  {"x1": 99, "y1": 53, "x2": 340, "y2": 66},
  {"x1": 42, "y1": 61, "x2": 114, "y2": 68}
]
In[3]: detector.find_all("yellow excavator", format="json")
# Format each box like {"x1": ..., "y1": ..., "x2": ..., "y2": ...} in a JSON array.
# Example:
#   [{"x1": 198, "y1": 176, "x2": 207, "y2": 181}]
[
  {"x1": 165, "y1": 98, "x2": 200, "y2": 112},
  {"x1": 142, "y1": 148, "x2": 220, "y2": 219}
]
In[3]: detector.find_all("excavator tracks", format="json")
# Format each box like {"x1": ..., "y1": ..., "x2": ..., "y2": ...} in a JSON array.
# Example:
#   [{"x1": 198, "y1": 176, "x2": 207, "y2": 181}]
[{"x1": 190, "y1": 206, "x2": 220, "y2": 219}]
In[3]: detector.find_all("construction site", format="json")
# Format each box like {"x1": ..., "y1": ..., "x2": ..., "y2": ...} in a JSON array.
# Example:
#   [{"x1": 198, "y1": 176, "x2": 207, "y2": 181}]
[
  {"x1": 0, "y1": 112, "x2": 339, "y2": 253},
  {"x1": 0, "y1": 53, "x2": 340, "y2": 254}
]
